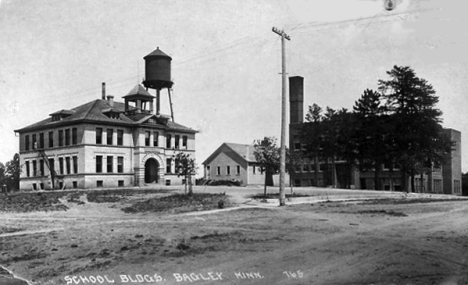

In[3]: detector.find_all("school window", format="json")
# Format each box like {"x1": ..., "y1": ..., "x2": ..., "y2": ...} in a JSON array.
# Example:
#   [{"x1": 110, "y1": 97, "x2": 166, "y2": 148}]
[
  {"x1": 166, "y1": 158, "x2": 172, "y2": 173},
  {"x1": 217, "y1": 166, "x2": 221, "y2": 176},
  {"x1": 72, "y1": 128, "x2": 77, "y2": 145},
  {"x1": 182, "y1": 136, "x2": 187, "y2": 149},
  {"x1": 107, "y1": 129, "x2": 113, "y2": 145},
  {"x1": 39, "y1": 133, "x2": 44, "y2": 149},
  {"x1": 107, "y1": 156, "x2": 113, "y2": 173},
  {"x1": 39, "y1": 159, "x2": 44, "y2": 176},
  {"x1": 48, "y1": 131, "x2": 54, "y2": 148},
  {"x1": 73, "y1": 156, "x2": 78, "y2": 174},
  {"x1": 25, "y1": 135, "x2": 30, "y2": 151},
  {"x1": 32, "y1": 183, "x2": 37, "y2": 190},
  {"x1": 294, "y1": 142, "x2": 301, "y2": 150},
  {"x1": 66, "y1": 157, "x2": 71, "y2": 174},
  {"x1": 40, "y1": 183, "x2": 44, "y2": 190},
  {"x1": 166, "y1": 134, "x2": 172, "y2": 148},
  {"x1": 145, "y1": 131, "x2": 150, "y2": 146},
  {"x1": 49, "y1": 158, "x2": 55, "y2": 174},
  {"x1": 118, "y1": 180, "x2": 124, "y2": 187},
  {"x1": 25, "y1": 161, "x2": 30, "y2": 177},
  {"x1": 58, "y1": 130, "x2": 64, "y2": 146},
  {"x1": 117, "y1": 130, "x2": 124, "y2": 146},
  {"x1": 73, "y1": 181, "x2": 78, "y2": 189},
  {"x1": 252, "y1": 165, "x2": 256, "y2": 174},
  {"x1": 32, "y1": 160, "x2": 37, "y2": 176},
  {"x1": 32, "y1": 134, "x2": 37, "y2": 149},
  {"x1": 153, "y1": 131, "x2": 159, "y2": 147},
  {"x1": 96, "y1": 128, "x2": 103, "y2": 144},
  {"x1": 59, "y1": 157, "x2": 64, "y2": 175},
  {"x1": 96, "y1": 156, "x2": 103, "y2": 173},
  {"x1": 96, "y1": 180, "x2": 103, "y2": 188},
  {"x1": 65, "y1": 129, "x2": 70, "y2": 146},
  {"x1": 226, "y1": 166, "x2": 231, "y2": 176},
  {"x1": 320, "y1": 164, "x2": 326, "y2": 172},
  {"x1": 175, "y1": 135, "x2": 180, "y2": 149},
  {"x1": 117, "y1": 156, "x2": 124, "y2": 173},
  {"x1": 236, "y1": 165, "x2": 241, "y2": 175}
]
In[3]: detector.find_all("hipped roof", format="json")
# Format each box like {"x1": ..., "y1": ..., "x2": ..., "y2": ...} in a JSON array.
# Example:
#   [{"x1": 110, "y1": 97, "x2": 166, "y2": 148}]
[{"x1": 15, "y1": 98, "x2": 196, "y2": 133}]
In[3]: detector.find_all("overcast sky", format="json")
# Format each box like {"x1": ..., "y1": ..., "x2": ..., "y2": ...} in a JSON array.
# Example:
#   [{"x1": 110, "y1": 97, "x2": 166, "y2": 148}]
[{"x1": 1, "y1": 0, "x2": 467, "y2": 173}]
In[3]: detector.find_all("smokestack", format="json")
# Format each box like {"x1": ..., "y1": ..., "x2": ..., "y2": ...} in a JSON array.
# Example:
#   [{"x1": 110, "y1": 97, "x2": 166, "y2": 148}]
[
  {"x1": 289, "y1": 76, "x2": 304, "y2": 124},
  {"x1": 107, "y1": 95, "x2": 114, "y2": 107},
  {"x1": 101, "y1": 82, "x2": 106, "y2": 100}
]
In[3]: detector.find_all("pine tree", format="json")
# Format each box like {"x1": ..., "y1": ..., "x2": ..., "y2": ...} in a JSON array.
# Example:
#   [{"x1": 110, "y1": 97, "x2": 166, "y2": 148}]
[{"x1": 378, "y1": 66, "x2": 452, "y2": 192}]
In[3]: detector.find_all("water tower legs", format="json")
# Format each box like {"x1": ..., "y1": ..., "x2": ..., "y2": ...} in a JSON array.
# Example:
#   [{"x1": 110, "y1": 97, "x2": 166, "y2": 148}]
[
  {"x1": 168, "y1": 88, "x2": 174, "y2": 122},
  {"x1": 156, "y1": 89, "x2": 160, "y2": 115}
]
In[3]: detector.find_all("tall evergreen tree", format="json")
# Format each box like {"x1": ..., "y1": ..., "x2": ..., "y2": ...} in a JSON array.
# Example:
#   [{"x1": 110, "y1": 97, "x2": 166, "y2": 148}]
[
  {"x1": 378, "y1": 65, "x2": 452, "y2": 192},
  {"x1": 302, "y1": 103, "x2": 324, "y2": 186},
  {"x1": 353, "y1": 89, "x2": 389, "y2": 190}
]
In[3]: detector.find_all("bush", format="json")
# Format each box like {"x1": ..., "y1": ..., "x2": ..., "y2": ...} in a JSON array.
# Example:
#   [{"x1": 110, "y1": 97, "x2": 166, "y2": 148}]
[{"x1": 203, "y1": 179, "x2": 243, "y2": 187}]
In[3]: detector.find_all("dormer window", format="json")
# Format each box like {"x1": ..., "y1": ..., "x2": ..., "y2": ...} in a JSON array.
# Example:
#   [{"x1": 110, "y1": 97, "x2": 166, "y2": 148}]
[
  {"x1": 102, "y1": 108, "x2": 121, "y2": 120},
  {"x1": 50, "y1": 110, "x2": 75, "y2": 122}
]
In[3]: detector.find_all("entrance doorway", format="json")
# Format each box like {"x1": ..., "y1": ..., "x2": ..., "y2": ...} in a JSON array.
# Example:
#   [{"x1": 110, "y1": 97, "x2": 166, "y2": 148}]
[{"x1": 145, "y1": 158, "x2": 159, "y2": 183}]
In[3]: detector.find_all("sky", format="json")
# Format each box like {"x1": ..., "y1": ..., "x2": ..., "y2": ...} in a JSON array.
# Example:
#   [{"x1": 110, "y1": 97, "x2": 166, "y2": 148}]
[{"x1": 1, "y1": 0, "x2": 468, "y2": 173}]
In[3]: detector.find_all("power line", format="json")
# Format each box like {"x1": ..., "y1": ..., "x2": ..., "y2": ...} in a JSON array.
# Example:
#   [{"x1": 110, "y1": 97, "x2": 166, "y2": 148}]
[{"x1": 289, "y1": 7, "x2": 436, "y2": 35}]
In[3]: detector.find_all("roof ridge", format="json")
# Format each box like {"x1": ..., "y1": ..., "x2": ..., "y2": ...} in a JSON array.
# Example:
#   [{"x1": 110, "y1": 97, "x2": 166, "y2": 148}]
[{"x1": 82, "y1": 99, "x2": 101, "y2": 120}]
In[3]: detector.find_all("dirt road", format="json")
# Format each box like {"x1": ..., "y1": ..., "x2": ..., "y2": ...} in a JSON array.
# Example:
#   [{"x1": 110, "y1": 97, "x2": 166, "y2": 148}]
[{"x1": 1, "y1": 187, "x2": 468, "y2": 285}]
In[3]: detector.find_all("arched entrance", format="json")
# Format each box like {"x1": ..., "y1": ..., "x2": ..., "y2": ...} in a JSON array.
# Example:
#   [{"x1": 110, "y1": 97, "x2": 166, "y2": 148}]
[{"x1": 145, "y1": 158, "x2": 159, "y2": 183}]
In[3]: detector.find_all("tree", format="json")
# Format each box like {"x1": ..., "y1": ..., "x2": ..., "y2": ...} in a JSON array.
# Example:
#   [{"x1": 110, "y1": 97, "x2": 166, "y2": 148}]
[
  {"x1": 462, "y1": 172, "x2": 468, "y2": 196},
  {"x1": 333, "y1": 108, "x2": 359, "y2": 188},
  {"x1": 4, "y1": 153, "x2": 20, "y2": 192},
  {"x1": 378, "y1": 66, "x2": 453, "y2": 192},
  {"x1": 286, "y1": 148, "x2": 302, "y2": 194},
  {"x1": 302, "y1": 105, "x2": 358, "y2": 188},
  {"x1": 0, "y1": 162, "x2": 6, "y2": 193},
  {"x1": 173, "y1": 152, "x2": 197, "y2": 195},
  {"x1": 353, "y1": 89, "x2": 389, "y2": 190},
  {"x1": 253, "y1": 137, "x2": 280, "y2": 198},
  {"x1": 302, "y1": 103, "x2": 324, "y2": 186}
]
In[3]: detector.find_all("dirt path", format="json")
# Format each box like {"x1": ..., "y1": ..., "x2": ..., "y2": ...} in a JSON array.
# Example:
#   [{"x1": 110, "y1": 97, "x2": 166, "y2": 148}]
[{"x1": 1, "y1": 190, "x2": 468, "y2": 284}]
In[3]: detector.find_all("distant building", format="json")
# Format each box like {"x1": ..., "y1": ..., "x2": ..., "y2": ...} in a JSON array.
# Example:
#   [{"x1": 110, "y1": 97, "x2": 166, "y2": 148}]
[
  {"x1": 202, "y1": 142, "x2": 290, "y2": 186},
  {"x1": 288, "y1": 76, "x2": 462, "y2": 195},
  {"x1": 202, "y1": 143, "x2": 265, "y2": 186},
  {"x1": 15, "y1": 48, "x2": 197, "y2": 190}
]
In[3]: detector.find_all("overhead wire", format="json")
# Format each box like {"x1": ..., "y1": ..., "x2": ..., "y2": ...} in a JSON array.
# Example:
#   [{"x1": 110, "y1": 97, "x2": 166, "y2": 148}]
[{"x1": 34, "y1": 6, "x2": 437, "y2": 110}]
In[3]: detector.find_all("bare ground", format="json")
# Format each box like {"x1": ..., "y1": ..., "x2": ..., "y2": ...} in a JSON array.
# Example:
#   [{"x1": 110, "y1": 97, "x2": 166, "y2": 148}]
[{"x1": 1, "y1": 187, "x2": 468, "y2": 285}]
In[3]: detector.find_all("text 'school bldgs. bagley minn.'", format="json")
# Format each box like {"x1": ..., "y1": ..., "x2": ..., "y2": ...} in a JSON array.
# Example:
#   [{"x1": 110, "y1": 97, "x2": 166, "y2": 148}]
[{"x1": 64, "y1": 270, "x2": 304, "y2": 284}]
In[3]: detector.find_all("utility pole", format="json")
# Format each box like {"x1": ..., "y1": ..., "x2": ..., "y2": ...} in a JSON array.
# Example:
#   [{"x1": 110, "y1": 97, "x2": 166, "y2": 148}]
[{"x1": 272, "y1": 27, "x2": 290, "y2": 206}]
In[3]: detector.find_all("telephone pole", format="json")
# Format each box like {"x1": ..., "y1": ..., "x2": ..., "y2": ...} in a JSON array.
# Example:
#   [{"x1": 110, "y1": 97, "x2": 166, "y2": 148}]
[{"x1": 272, "y1": 27, "x2": 290, "y2": 206}]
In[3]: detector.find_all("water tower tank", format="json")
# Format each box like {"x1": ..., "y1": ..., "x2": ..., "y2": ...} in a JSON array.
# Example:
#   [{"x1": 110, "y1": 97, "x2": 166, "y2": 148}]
[{"x1": 143, "y1": 47, "x2": 173, "y2": 90}]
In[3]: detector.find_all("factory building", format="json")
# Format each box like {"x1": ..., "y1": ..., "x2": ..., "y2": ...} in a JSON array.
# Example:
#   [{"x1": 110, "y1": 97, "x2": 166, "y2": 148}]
[{"x1": 289, "y1": 76, "x2": 462, "y2": 195}]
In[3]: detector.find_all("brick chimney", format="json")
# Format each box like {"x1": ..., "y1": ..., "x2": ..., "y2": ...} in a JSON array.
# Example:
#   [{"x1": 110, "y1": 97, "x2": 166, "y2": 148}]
[
  {"x1": 289, "y1": 76, "x2": 304, "y2": 124},
  {"x1": 107, "y1": 95, "x2": 114, "y2": 107},
  {"x1": 102, "y1": 82, "x2": 106, "y2": 100}
]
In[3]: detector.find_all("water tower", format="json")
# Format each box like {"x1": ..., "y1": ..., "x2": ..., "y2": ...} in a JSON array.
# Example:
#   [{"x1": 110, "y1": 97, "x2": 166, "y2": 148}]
[{"x1": 142, "y1": 47, "x2": 175, "y2": 121}]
